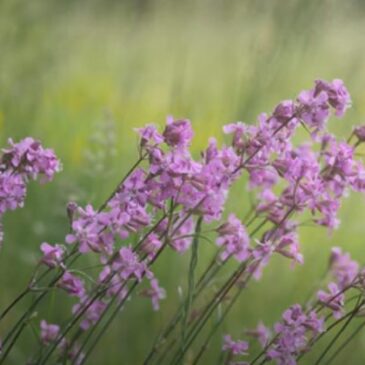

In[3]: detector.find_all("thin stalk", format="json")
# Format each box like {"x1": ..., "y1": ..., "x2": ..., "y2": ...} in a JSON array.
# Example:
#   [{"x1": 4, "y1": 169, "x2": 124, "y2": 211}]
[
  {"x1": 324, "y1": 320, "x2": 365, "y2": 365},
  {"x1": 192, "y1": 280, "x2": 244, "y2": 364},
  {"x1": 180, "y1": 217, "x2": 203, "y2": 362},
  {"x1": 0, "y1": 288, "x2": 29, "y2": 321},
  {"x1": 78, "y1": 281, "x2": 139, "y2": 365},
  {"x1": 143, "y1": 252, "x2": 221, "y2": 364},
  {"x1": 313, "y1": 296, "x2": 363, "y2": 365},
  {"x1": 169, "y1": 263, "x2": 248, "y2": 365},
  {"x1": 0, "y1": 289, "x2": 50, "y2": 364},
  {"x1": 150, "y1": 262, "x2": 240, "y2": 365},
  {"x1": 70, "y1": 275, "x2": 135, "y2": 363},
  {"x1": 2, "y1": 268, "x2": 65, "y2": 347},
  {"x1": 1, "y1": 252, "x2": 80, "y2": 357},
  {"x1": 38, "y1": 283, "x2": 112, "y2": 365}
]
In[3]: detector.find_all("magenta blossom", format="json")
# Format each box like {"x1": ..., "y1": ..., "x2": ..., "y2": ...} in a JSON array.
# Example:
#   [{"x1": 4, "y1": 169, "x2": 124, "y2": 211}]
[
  {"x1": 72, "y1": 298, "x2": 107, "y2": 331},
  {"x1": 163, "y1": 117, "x2": 194, "y2": 147},
  {"x1": 40, "y1": 320, "x2": 60, "y2": 345},
  {"x1": 58, "y1": 272, "x2": 86, "y2": 298},
  {"x1": 246, "y1": 322, "x2": 271, "y2": 347},
  {"x1": 222, "y1": 335, "x2": 249, "y2": 356},
  {"x1": 216, "y1": 214, "x2": 250, "y2": 262},
  {"x1": 135, "y1": 124, "x2": 164, "y2": 146},
  {"x1": 314, "y1": 79, "x2": 351, "y2": 117},
  {"x1": 112, "y1": 246, "x2": 147, "y2": 281},
  {"x1": 40, "y1": 242, "x2": 64, "y2": 268},
  {"x1": 2, "y1": 137, "x2": 61, "y2": 182},
  {"x1": 317, "y1": 282, "x2": 344, "y2": 319},
  {"x1": 140, "y1": 277, "x2": 166, "y2": 311},
  {"x1": 0, "y1": 172, "x2": 26, "y2": 214},
  {"x1": 266, "y1": 305, "x2": 324, "y2": 364},
  {"x1": 330, "y1": 247, "x2": 359, "y2": 288}
]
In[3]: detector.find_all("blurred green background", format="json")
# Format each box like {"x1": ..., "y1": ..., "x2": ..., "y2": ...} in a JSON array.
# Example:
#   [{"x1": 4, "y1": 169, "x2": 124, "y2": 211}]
[{"x1": 1, "y1": 0, "x2": 365, "y2": 364}]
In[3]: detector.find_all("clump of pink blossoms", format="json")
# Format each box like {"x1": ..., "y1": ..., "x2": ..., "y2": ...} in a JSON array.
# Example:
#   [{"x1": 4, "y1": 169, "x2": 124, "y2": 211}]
[{"x1": 0, "y1": 137, "x2": 60, "y2": 246}]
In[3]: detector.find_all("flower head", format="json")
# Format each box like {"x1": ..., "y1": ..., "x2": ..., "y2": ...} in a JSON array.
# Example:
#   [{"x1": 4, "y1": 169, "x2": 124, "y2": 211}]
[
  {"x1": 317, "y1": 282, "x2": 344, "y2": 319},
  {"x1": 216, "y1": 214, "x2": 250, "y2": 262},
  {"x1": 222, "y1": 335, "x2": 249, "y2": 356},
  {"x1": 40, "y1": 320, "x2": 60, "y2": 345},
  {"x1": 40, "y1": 242, "x2": 64, "y2": 268},
  {"x1": 163, "y1": 117, "x2": 193, "y2": 147},
  {"x1": 2, "y1": 137, "x2": 61, "y2": 182},
  {"x1": 58, "y1": 272, "x2": 86, "y2": 298},
  {"x1": 330, "y1": 247, "x2": 359, "y2": 289}
]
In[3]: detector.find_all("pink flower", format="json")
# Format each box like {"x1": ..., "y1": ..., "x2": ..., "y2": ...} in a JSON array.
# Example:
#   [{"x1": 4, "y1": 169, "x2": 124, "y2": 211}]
[
  {"x1": 266, "y1": 305, "x2": 325, "y2": 364},
  {"x1": 65, "y1": 204, "x2": 112, "y2": 254},
  {"x1": 73, "y1": 298, "x2": 107, "y2": 331},
  {"x1": 141, "y1": 277, "x2": 166, "y2": 311},
  {"x1": 305, "y1": 311, "x2": 325, "y2": 335},
  {"x1": 222, "y1": 335, "x2": 249, "y2": 355},
  {"x1": 354, "y1": 125, "x2": 365, "y2": 142},
  {"x1": 314, "y1": 79, "x2": 351, "y2": 117},
  {"x1": 2, "y1": 137, "x2": 61, "y2": 182},
  {"x1": 0, "y1": 172, "x2": 26, "y2": 214},
  {"x1": 317, "y1": 282, "x2": 344, "y2": 319},
  {"x1": 135, "y1": 124, "x2": 164, "y2": 146},
  {"x1": 40, "y1": 320, "x2": 60, "y2": 345},
  {"x1": 58, "y1": 272, "x2": 86, "y2": 298},
  {"x1": 112, "y1": 246, "x2": 147, "y2": 281},
  {"x1": 273, "y1": 100, "x2": 296, "y2": 123},
  {"x1": 250, "y1": 241, "x2": 275, "y2": 280},
  {"x1": 169, "y1": 216, "x2": 195, "y2": 253},
  {"x1": 40, "y1": 242, "x2": 64, "y2": 268},
  {"x1": 275, "y1": 229, "x2": 303, "y2": 267},
  {"x1": 297, "y1": 88, "x2": 330, "y2": 131},
  {"x1": 163, "y1": 117, "x2": 194, "y2": 147},
  {"x1": 223, "y1": 122, "x2": 247, "y2": 152},
  {"x1": 297, "y1": 79, "x2": 351, "y2": 133},
  {"x1": 216, "y1": 214, "x2": 250, "y2": 263},
  {"x1": 330, "y1": 247, "x2": 359, "y2": 289},
  {"x1": 140, "y1": 233, "x2": 162, "y2": 260},
  {"x1": 246, "y1": 322, "x2": 271, "y2": 347}
]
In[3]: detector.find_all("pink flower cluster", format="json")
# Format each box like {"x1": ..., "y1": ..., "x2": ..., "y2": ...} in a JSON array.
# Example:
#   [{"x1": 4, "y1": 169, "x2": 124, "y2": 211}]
[
  {"x1": 216, "y1": 214, "x2": 250, "y2": 262},
  {"x1": 316, "y1": 247, "x2": 359, "y2": 319},
  {"x1": 40, "y1": 320, "x2": 85, "y2": 364},
  {"x1": 226, "y1": 305, "x2": 324, "y2": 365},
  {"x1": 0, "y1": 138, "x2": 60, "y2": 246},
  {"x1": 222, "y1": 334, "x2": 249, "y2": 364},
  {"x1": 267, "y1": 305, "x2": 324, "y2": 365},
  {"x1": 225, "y1": 248, "x2": 362, "y2": 365}
]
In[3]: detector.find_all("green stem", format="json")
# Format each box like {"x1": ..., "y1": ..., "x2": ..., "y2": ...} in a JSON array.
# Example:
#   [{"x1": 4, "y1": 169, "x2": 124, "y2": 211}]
[
  {"x1": 180, "y1": 216, "x2": 203, "y2": 363},
  {"x1": 313, "y1": 296, "x2": 363, "y2": 365},
  {"x1": 324, "y1": 320, "x2": 365, "y2": 365},
  {"x1": 170, "y1": 263, "x2": 248, "y2": 365}
]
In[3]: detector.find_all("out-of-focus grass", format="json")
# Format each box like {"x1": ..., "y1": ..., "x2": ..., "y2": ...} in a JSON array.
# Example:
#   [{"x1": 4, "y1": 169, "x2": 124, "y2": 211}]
[{"x1": 1, "y1": 0, "x2": 365, "y2": 364}]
